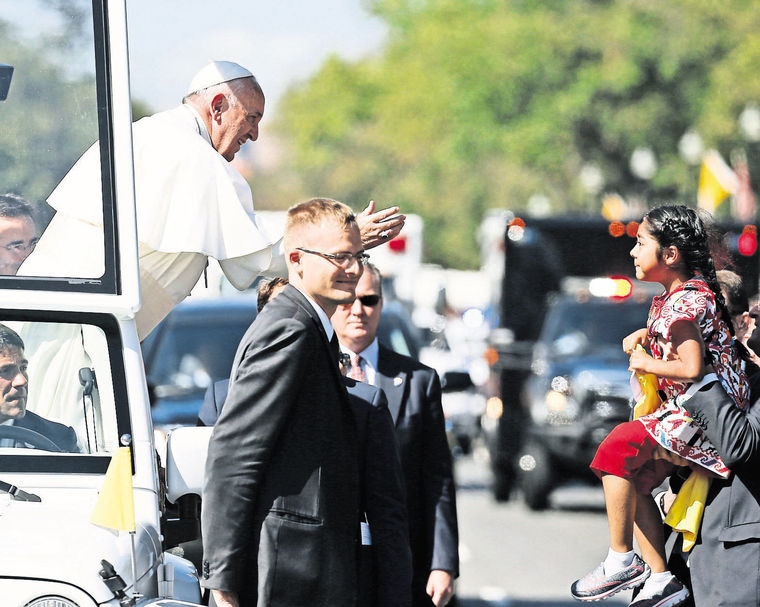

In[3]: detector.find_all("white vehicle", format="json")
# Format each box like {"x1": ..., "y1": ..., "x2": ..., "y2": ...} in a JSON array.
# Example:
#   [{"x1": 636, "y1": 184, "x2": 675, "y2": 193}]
[{"x1": 0, "y1": 1, "x2": 208, "y2": 604}]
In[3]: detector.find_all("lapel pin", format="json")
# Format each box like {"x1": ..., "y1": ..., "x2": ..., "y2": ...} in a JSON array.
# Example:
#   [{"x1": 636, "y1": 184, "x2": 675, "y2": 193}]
[{"x1": 393, "y1": 376, "x2": 403, "y2": 386}]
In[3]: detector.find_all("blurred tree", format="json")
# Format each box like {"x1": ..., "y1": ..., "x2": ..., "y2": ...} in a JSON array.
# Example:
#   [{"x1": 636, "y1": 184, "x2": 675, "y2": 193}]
[
  {"x1": 0, "y1": 6, "x2": 98, "y2": 228},
  {"x1": 132, "y1": 99, "x2": 153, "y2": 121},
  {"x1": 273, "y1": 0, "x2": 760, "y2": 268}
]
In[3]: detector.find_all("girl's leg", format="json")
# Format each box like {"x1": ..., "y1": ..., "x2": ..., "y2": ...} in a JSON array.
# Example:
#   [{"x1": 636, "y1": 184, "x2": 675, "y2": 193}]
[
  {"x1": 633, "y1": 492, "x2": 668, "y2": 573},
  {"x1": 571, "y1": 472, "x2": 650, "y2": 601},
  {"x1": 601, "y1": 473, "x2": 635, "y2": 552}
]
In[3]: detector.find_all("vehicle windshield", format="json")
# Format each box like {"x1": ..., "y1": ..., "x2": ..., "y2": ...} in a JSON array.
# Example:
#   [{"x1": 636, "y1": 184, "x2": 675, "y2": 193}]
[
  {"x1": 540, "y1": 299, "x2": 650, "y2": 358},
  {"x1": 0, "y1": 0, "x2": 119, "y2": 292},
  {"x1": 0, "y1": 313, "x2": 129, "y2": 471},
  {"x1": 144, "y1": 317, "x2": 256, "y2": 397}
]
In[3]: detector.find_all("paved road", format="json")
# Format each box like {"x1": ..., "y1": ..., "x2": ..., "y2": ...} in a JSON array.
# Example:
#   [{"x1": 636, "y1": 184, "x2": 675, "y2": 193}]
[{"x1": 453, "y1": 445, "x2": 628, "y2": 607}]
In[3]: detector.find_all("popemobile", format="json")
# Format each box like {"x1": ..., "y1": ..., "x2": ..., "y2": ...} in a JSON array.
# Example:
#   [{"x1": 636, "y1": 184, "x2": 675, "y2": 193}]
[{"x1": 0, "y1": 1, "x2": 210, "y2": 604}]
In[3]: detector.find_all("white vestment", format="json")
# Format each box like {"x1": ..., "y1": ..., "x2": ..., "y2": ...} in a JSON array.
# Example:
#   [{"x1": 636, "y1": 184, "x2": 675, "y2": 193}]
[
  {"x1": 20, "y1": 103, "x2": 283, "y2": 336},
  {"x1": 16, "y1": 105, "x2": 282, "y2": 440}
]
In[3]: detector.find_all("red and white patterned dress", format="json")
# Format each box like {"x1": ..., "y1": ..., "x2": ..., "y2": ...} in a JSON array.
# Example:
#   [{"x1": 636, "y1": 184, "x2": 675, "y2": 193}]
[{"x1": 638, "y1": 278, "x2": 749, "y2": 478}]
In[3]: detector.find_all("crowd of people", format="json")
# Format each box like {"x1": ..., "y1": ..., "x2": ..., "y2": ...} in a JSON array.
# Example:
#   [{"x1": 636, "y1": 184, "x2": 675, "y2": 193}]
[{"x1": 2, "y1": 57, "x2": 760, "y2": 607}]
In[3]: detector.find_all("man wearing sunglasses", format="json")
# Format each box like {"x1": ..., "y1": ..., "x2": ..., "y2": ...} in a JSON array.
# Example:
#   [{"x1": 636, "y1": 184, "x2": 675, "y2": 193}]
[{"x1": 332, "y1": 264, "x2": 459, "y2": 607}]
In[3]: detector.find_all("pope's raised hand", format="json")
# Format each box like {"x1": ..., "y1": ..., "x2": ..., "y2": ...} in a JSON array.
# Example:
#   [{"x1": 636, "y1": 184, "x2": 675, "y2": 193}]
[{"x1": 356, "y1": 200, "x2": 405, "y2": 250}]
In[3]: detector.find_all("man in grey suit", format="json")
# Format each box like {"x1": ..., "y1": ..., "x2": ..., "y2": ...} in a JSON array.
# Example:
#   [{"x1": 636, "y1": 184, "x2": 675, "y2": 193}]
[
  {"x1": 202, "y1": 198, "x2": 366, "y2": 607},
  {"x1": 332, "y1": 263, "x2": 459, "y2": 607}
]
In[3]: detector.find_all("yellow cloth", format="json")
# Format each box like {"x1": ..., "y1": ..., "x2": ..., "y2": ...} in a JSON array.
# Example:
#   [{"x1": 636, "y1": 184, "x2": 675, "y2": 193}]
[
  {"x1": 90, "y1": 446, "x2": 136, "y2": 532},
  {"x1": 664, "y1": 470, "x2": 710, "y2": 552},
  {"x1": 632, "y1": 346, "x2": 661, "y2": 419}
]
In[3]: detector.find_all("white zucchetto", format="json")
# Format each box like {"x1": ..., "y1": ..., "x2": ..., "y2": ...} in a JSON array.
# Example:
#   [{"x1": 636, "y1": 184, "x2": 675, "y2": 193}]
[{"x1": 186, "y1": 60, "x2": 254, "y2": 95}]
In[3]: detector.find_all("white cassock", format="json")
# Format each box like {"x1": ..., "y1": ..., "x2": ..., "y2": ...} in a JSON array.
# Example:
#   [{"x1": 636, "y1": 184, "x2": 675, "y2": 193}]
[
  {"x1": 20, "y1": 103, "x2": 283, "y2": 337},
  {"x1": 17, "y1": 105, "x2": 282, "y2": 442}
]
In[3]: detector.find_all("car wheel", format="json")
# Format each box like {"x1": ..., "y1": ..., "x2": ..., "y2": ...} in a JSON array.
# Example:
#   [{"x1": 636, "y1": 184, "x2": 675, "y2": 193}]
[{"x1": 518, "y1": 440, "x2": 554, "y2": 510}]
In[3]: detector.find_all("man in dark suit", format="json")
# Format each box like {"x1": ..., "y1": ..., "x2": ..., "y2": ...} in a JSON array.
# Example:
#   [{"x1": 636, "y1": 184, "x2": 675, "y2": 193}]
[
  {"x1": 199, "y1": 375, "x2": 413, "y2": 607},
  {"x1": 643, "y1": 270, "x2": 760, "y2": 607},
  {"x1": 0, "y1": 323, "x2": 77, "y2": 452},
  {"x1": 652, "y1": 308, "x2": 760, "y2": 607},
  {"x1": 332, "y1": 263, "x2": 459, "y2": 607},
  {"x1": 202, "y1": 198, "x2": 366, "y2": 607},
  {"x1": 658, "y1": 378, "x2": 760, "y2": 607},
  {"x1": 199, "y1": 275, "x2": 412, "y2": 607}
]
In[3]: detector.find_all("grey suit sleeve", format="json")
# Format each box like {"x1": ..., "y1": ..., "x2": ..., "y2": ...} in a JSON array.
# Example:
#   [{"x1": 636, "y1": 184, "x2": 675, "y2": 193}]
[
  {"x1": 681, "y1": 381, "x2": 760, "y2": 470},
  {"x1": 201, "y1": 316, "x2": 310, "y2": 591},
  {"x1": 423, "y1": 370, "x2": 459, "y2": 576},
  {"x1": 365, "y1": 389, "x2": 413, "y2": 607}
]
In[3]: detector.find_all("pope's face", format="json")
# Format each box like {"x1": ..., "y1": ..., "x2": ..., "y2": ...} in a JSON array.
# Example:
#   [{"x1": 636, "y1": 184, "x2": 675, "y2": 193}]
[
  {"x1": 0, "y1": 346, "x2": 28, "y2": 423},
  {"x1": 212, "y1": 84, "x2": 265, "y2": 161},
  {"x1": 0, "y1": 215, "x2": 36, "y2": 275},
  {"x1": 293, "y1": 219, "x2": 363, "y2": 316},
  {"x1": 332, "y1": 269, "x2": 383, "y2": 354}
]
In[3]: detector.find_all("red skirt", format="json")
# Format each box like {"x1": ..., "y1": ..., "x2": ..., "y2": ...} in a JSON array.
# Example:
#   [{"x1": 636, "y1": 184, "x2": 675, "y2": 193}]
[{"x1": 590, "y1": 420, "x2": 675, "y2": 495}]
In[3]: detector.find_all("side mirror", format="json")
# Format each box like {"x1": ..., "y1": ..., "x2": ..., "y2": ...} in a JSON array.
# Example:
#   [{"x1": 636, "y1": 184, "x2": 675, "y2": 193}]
[
  {"x1": 0, "y1": 64, "x2": 13, "y2": 101},
  {"x1": 441, "y1": 370, "x2": 474, "y2": 393}
]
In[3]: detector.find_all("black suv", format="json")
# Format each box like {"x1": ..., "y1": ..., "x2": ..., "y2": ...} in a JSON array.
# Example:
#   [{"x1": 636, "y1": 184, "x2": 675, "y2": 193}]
[{"x1": 517, "y1": 286, "x2": 652, "y2": 509}]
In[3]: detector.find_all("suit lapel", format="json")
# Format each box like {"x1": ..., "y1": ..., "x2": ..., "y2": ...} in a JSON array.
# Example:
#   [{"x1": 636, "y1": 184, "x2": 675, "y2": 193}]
[
  {"x1": 283, "y1": 286, "x2": 353, "y2": 409},
  {"x1": 376, "y1": 346, "x2": 407, "y2": 425}
]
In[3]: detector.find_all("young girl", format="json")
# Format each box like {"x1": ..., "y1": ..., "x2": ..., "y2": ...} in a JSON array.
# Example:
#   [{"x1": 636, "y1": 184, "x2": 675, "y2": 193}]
[{"x1": 571, "y1": 205, "x2": 749, "y2": 607}]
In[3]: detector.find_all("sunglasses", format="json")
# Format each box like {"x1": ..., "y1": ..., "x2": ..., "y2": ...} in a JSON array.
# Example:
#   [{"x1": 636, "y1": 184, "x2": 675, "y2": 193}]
[{"x1": 356, "y1": 294, "x2": 381, "y2": 307}]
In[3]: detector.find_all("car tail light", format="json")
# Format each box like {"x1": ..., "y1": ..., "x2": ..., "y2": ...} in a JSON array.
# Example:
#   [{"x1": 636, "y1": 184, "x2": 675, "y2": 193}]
[{"x1": 588, "y1": 276, "x2": 633, "y2": 299}]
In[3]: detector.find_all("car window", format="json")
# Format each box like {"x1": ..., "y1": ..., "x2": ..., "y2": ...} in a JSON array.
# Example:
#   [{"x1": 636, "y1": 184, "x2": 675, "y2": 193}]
[
  {"x1": 0, "y1": 313, "x2": 130, "y2": 471},
  {"x1": 1, "y1": 1, "x2": 125, "y2": 293},
  {"x1": 540, "y1": 300, "x2": 649, "y2": 356},
  {"x1": 146, "y1": 312, "x2": 256, "y2": 396},
  {"x1": 377, "y1": 308, "x2": 421, "y2": 360}
]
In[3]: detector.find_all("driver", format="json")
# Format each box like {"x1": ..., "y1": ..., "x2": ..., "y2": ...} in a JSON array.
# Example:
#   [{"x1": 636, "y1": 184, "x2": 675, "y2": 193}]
[{"x1": 0, "y1": 324, "x2": 78, "y2": 452}]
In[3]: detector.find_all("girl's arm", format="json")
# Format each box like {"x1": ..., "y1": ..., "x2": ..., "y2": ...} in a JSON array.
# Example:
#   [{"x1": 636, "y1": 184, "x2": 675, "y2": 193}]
[
  {"x1": 623, "y1": 327, "x2": 649, "y2": 354},
  {"x1": 628, "y1": 320, "x2": 706, "y2": 382}
]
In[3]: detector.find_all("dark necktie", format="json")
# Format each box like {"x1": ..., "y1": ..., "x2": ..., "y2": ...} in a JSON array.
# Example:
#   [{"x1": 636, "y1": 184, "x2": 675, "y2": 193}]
[{"x1": 329, "y1": 332, "x2": 340, "y2": 364}]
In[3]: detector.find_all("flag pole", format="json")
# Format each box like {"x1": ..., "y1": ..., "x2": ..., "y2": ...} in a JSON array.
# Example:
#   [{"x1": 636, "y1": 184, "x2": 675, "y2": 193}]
[
  {"x1": 121, "y1": 433, "x2": 141, "y2": 598},
  {"x1": 130, "y1": 530, "x2": 138, "y2": 592}
]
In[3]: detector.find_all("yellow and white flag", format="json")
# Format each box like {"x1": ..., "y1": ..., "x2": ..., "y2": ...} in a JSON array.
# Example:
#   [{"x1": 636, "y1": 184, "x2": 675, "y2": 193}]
[
  {"x1": 697, "y1": 150, "x2": 737, "y2": 212},
  {"x1": 90, "y1": 446, "x2": 136, "y2": 532}
]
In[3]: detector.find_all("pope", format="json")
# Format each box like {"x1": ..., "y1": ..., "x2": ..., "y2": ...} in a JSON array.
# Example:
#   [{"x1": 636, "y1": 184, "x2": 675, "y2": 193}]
[
  {"x1": 20, "y1": 60, "x2": 405, "y2": 338},
  {"x1": 16, "y1": 61, "x2": 404, "y2": 439}
]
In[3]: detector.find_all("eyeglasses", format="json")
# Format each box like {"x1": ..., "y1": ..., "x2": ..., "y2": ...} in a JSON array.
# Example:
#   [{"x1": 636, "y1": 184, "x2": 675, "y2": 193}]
[
  {"x1": 1, "y1": 239, "x2": 38, "y2": 255},
  {"x1": 356, "y1": 294, "x2": 381, "y2": 307},
  {"x1": 296, "y1": 247, "x2": 369, "y2": 268}
]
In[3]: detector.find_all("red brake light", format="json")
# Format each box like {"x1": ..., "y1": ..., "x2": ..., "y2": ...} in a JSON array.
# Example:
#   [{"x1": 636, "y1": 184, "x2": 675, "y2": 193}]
[
  {"x1": 608, "y1": 221, "x2": 625, "y2": 238},
  {"x1": 388, "y1": 236, "x2": 406, "y2": 253},
  {"x1": 738, "y1": 225, "x2": 757, "y2": 257}
]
